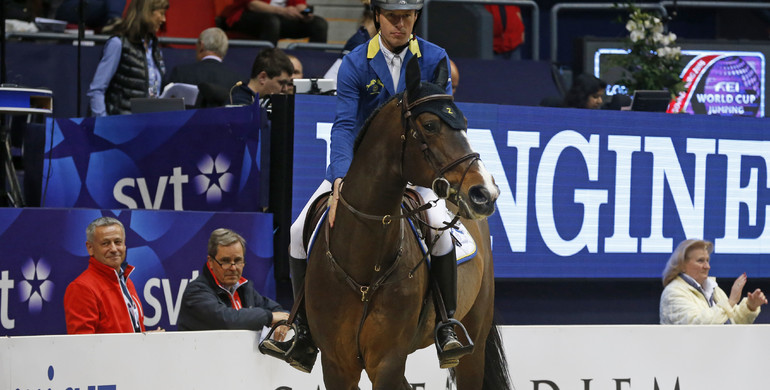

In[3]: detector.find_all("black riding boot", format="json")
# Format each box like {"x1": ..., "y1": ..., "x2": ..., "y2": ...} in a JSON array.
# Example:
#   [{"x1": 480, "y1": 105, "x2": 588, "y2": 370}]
[
  {"x1": 259, "y1": 257, "x2": 319, "y2": 373},
  {"x1": 431, "y1": 249, "x2": 473, "y2": 368}
]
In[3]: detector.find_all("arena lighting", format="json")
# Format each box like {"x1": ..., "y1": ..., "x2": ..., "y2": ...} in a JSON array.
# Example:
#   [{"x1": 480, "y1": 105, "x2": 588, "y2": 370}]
[{"x1": 582, "y1": 38, "x2": 768, "y2": 117}]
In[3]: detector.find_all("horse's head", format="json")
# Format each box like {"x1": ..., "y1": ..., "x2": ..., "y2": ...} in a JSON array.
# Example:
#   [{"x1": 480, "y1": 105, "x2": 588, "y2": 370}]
[{"x1": 400, "y1": 56, "x2": 499, "y2": 219}]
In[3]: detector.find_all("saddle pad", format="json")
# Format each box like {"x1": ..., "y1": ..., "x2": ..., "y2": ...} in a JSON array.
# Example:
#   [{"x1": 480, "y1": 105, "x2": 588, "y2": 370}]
[
  {"x1": 405, "y1": 213, "x2": 477, "y2": 266},
  {"x1": 305, "y1": 208, "x2": 477, "y2": 265}
]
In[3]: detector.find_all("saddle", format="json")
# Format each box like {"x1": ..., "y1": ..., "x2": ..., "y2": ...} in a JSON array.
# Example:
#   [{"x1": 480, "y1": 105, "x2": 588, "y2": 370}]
[{"x1": 301, "y1": 188, "x2": 430, "y2": 254}]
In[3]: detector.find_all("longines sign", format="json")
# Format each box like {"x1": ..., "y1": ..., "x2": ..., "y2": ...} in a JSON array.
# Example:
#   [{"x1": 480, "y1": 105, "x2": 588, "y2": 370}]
[{"x1": 293, "y1": 95, "x2": 770, "y2": 279}]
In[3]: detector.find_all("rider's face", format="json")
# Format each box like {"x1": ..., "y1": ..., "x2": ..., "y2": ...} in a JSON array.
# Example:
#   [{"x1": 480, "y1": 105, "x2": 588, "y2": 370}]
[{"x1": 377, "y1": 10, "x2": 417, "y2": 52}]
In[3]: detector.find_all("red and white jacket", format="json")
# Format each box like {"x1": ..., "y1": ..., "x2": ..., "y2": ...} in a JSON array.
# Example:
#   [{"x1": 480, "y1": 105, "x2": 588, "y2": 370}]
[{"x1": 64, "y1": 257, "x2": 145, "y2": 334}]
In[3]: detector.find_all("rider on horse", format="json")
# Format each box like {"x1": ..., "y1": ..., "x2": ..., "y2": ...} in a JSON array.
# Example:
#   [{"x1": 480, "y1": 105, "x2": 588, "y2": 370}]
[{"x1": 261, "y1": 0, "x2": 471, "y2": 372}]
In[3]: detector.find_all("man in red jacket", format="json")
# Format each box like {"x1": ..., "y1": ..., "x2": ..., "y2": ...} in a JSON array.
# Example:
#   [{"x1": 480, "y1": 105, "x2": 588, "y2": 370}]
[{"x1": 64, "y1": 217, "x2": 146, "y2": 334}]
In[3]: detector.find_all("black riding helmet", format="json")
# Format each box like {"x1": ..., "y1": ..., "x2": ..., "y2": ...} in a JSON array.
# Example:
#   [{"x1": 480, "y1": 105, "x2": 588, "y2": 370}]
[{"x1": 371, "y1": 0, "x2": 424, "y2": 34}]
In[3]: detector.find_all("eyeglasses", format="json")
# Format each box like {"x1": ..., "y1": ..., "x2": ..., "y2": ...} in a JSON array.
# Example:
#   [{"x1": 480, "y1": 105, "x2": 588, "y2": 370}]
[{"x1": 211, "y1": 255, "x2": 245, "y2": 268}]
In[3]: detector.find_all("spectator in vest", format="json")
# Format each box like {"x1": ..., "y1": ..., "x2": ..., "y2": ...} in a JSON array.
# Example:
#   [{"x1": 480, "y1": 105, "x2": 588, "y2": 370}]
[
  {"x1": 166, "y1": 27, "x2": 244, "y2": 107},
  {"x1": 87, "y1": 0, "x2": 169, "y2": 116},
  {"x1": 230, "y1": 48, "x2": 294, "y2": 106},
  {"x1": 177, "y1": 228, "x2": 290, "y2": 334},
  {"x1": 219, "y1": 0, "x2": 328, "y2": 46},
  {"x1": 564, "y1": 73, "x2": 606, "y2": 109},
  {"x1": 64, "y1": 217, "x2": 148, "y2": 334},
  {"x1": 660, "y1": 239, "x2": 767, "y2": 324}
]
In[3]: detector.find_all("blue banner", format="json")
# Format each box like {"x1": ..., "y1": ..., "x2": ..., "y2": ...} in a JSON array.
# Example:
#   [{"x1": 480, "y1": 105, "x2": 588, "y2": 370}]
[
  {"x1": 0, "y1": 208, "x2": 274, "y2": 336},
  {"x1": 42, "y1": 104, "x2": 267, "y2": 211},
  {"x1": 293, "y1": 95, "x2": 770, "y2": 278}
]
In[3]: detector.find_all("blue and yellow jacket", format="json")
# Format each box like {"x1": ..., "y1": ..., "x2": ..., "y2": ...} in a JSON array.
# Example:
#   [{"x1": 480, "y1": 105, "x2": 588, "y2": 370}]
[{"x1": 325, "y1": 34, "x2": 452, "y2": 183}]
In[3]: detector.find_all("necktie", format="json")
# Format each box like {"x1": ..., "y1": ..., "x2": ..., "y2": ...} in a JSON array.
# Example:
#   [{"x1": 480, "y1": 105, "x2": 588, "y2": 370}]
[{"x1": 391, "y1": 55, "x2": 401, "y2": 91}]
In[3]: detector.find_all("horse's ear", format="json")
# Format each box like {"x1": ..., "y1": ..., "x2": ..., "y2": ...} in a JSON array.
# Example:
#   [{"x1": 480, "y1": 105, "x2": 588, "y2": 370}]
[
  {"x1": 405, "y1": 55, "x2": 421, "y2": 100},
  {"x1": 432, "y1": 58, "x2": 449, "y2": 91}
]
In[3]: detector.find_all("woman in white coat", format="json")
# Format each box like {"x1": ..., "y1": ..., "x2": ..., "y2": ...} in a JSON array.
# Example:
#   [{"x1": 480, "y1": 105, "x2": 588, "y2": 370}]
[{"x1": 660, "y1": 239, "x2": 767, "y2": 324}]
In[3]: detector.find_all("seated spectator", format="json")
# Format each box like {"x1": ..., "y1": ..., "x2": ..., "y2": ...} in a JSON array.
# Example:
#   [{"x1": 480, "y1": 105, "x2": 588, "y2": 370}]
[
  {"x1": 660, "y1": 239, "x2": 767, "y2": 324},
  {"x1": 287, "y1": 54, "x2": 303, "y2": 94},
  {"x1": 55, "y1": 0, "x2": 126, "y2": 31},
  {"x1": 87, "y1": 0, "x2": 169, "y2": 116},
  {"x1": 64, "y1": 217, "x2": 146, "y2": 334},
  {"x1": 177, "y1": 228, "x2": 290, "y2": 334},
  {"x1": 564, "y1": 73, "x2": 606, "y2": 109},
  {"x1": 342, "y1": 0, "x2": 375, "y2": 53},
  {"x1": 166, "y1": 27, "x2": 244, "y2": 108},
  {"x1": 218, "y1": 0, "x2": 327, "y2": 46},
  {"x1": 484, "y1": 5, "x2": 525, "y2": 60},
  {"x1": 449, "y1": 59, "x2": 459, "y2": 95},
  {"x1": 230, "y1": 47, "x2": 294, "y2": 106}
]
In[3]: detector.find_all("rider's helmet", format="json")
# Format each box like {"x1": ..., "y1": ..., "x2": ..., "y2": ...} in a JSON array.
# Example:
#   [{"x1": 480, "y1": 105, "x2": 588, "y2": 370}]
[
  {"x1": 371, "y1": 0, "x2": 424, "y2": 11},
  {"x1": 370, "y1": 0, "x2": 424, "y2": 32}
]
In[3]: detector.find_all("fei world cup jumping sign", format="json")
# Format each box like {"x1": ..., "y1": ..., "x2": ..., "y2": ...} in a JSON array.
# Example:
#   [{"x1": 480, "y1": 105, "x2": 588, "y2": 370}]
[{"x1": 292, "y1": 95, "x2": 770, "y2": 279}]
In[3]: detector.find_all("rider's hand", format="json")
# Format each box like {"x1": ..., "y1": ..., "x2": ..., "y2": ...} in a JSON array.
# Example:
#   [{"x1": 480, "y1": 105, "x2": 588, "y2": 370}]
[{"x1": 329, "y1": 178, "x2": 342, "y2": 228}]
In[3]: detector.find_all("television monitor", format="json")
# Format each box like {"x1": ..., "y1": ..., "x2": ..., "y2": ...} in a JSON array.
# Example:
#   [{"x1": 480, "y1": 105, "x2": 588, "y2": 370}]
[
  {"x1": 581, "y1": 38, "x2": 767, "y2": 117},
  {"x1": 630, "y1": 90, "x2": 672, "y2": 112}
]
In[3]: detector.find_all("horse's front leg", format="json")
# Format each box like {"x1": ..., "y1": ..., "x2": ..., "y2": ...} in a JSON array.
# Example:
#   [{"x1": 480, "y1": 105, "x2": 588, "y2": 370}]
[
  {"x1": 320, "y1": 352, "x2": 363, "y2": 390},
  {"x1": 366, "y1": 356, "x2": 412, "y2": 390}
]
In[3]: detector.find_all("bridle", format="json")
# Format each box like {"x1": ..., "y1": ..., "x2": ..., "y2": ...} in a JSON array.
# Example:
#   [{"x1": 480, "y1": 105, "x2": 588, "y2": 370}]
[{"x1": 399, "y1": 90, "x2": 480, "y2": 218}]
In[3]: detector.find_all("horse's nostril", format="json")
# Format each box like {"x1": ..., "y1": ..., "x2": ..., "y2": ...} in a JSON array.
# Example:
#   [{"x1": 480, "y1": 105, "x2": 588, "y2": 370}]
[{"x1": 469, "y1": 186, "x2": 490, "y2": 205}]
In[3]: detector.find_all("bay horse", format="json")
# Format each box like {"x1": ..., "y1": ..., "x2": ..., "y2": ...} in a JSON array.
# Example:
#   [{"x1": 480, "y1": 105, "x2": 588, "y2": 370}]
[{"x1": 304, "y1": 56, "x2": 507, "y2": 389}]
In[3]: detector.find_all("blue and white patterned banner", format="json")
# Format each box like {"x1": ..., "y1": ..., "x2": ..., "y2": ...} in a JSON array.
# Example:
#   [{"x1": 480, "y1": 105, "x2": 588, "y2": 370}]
[
  {"x1": 0, "y1": 208, "x2": 274, "y2": 336},
  {"x1": 42, "y1": 104, "x2": 267, "y2": 211}
]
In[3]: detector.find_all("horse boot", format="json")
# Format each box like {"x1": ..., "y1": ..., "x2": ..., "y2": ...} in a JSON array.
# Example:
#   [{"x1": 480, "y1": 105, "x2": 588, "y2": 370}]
[
  {"x1": 259, "y1": 257, "x2": 319, "y2": 373},
  {"x1": 431, "y1": 249, "x2": 474, "y2": 368}
]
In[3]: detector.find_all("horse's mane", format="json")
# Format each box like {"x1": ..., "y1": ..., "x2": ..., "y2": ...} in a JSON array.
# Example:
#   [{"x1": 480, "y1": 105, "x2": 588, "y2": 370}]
[{"x1": 353, "y1": 92, "x2": 404, "y2": 154}]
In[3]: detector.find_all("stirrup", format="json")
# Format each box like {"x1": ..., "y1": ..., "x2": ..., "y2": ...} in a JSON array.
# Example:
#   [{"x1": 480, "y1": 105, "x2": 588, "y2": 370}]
[
  {"x1": 258, "y1": 320, "x2": 296, "y2": 360},
  {"x1": 434, "y1": 319, "x2": 474, "y2": 368}
]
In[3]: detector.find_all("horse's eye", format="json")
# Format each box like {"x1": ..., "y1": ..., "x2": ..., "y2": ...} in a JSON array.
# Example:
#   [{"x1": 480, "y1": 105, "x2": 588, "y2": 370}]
[{"x1": 423, "y1": 120, "x2": 439, "y2": 133}]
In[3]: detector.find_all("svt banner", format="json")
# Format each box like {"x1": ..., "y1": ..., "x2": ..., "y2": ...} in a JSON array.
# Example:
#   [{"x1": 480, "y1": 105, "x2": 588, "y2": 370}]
[
  {"x1": 42, "y1": 104, "x2": 267, "y2": 211},
  {"x1": 0, "y1": 208, "x2": 274, "y2": 336},
  {"x1": 293, "y1": 95, "x2": 770, "y2": 279}
]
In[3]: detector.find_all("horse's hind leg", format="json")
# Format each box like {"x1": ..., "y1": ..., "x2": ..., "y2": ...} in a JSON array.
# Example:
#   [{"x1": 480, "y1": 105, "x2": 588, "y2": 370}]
[{"x1": 454, "y1": 343, "x2": 486, "y2": 390}]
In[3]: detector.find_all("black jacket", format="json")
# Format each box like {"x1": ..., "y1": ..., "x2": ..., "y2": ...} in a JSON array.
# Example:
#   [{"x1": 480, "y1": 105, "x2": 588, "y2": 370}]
[
  {"x1": 167, "y1": 58, "x2": 243, "y2": 92},
  {"x1": 177, "y1": 264, "x2": 284, "y2": 331}
]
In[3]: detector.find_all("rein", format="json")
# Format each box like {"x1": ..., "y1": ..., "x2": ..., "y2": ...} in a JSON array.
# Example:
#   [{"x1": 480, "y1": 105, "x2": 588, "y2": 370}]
[{"x1": 322, "y1": 90, "x2": 477, "y2": 368}]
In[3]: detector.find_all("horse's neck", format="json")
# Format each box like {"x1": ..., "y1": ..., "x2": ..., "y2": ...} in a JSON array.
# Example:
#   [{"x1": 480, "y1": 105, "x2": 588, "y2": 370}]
[
  {"x1": 343, "y1": 102, "x2": 406, "y2": 217},
  {"x1": 330, "y1": 102, "x2": 408, "y2": 270}
]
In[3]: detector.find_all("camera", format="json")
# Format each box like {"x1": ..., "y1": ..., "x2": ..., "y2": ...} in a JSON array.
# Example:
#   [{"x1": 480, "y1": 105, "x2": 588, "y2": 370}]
[{"x1": 301, "y1": 5, "x2": 314, "y2": 15}]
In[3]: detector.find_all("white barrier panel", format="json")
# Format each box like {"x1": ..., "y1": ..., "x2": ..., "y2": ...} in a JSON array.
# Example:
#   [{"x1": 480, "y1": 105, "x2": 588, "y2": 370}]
[
  {"x1": 3, "y1": 326, "x2": 769, "y2": 389},
  {"x1": 502, "y1": 325, "x2": 770, "y2": 390},
  {"x1": 0, "y1": 330, "x2": 448, "y2": 389}
]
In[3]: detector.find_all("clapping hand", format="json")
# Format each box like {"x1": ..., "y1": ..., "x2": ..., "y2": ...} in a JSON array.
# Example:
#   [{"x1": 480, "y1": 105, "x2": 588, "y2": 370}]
[{"x1": 729, "y1": 272, "x2": 747, "y2": 306}]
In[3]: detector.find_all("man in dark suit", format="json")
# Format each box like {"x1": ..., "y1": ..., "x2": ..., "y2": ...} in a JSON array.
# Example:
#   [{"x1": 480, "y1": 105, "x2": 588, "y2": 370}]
[{"x1": 166, "y1": 27, "x2": 245, "y2": 107}]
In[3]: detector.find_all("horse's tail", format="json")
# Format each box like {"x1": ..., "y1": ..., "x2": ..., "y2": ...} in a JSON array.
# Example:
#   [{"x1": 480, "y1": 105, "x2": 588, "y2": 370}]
[{"x1": 482, "y1": 318, "x2": 512, "y2": 390}]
